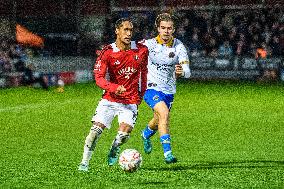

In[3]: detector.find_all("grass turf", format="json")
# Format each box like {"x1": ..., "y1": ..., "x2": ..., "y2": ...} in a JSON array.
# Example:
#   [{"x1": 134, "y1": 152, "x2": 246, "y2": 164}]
[{"x1": 0, "y1": 81, "x2": 283, "y2": 188}]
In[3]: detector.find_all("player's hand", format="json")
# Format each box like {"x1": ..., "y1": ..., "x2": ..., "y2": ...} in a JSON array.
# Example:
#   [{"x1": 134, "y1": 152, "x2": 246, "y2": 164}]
[
  {"x1": 175, "y1": 64, "x2": 183, "y2": 78},
  {"x1": 115, "y1": 85, "x2": 126, "y2": 96}
]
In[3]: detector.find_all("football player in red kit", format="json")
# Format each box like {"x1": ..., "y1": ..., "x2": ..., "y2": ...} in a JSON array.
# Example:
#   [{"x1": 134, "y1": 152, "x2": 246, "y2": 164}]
[{"x1": 78, "y1": 18, "x2": 148, "y2": 172}]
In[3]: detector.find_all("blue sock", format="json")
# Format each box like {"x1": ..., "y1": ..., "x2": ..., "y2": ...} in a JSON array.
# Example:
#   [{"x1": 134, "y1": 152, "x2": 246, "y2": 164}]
[
  {"x1": 142, "y1": 125, "x2": 157, "y2": 139},
  {"x1": 160, "y1": 134, "x2": 171, "y2": 154}
]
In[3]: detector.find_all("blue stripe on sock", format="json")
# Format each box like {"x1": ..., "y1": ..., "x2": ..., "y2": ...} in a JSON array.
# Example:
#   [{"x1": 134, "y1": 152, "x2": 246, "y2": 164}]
[
  {"x1": 160, "y1": 134, "x2": 171, "y2": 154},
  {"x1": 143, "y1": 125, "x2": 156, "y2": 139}
]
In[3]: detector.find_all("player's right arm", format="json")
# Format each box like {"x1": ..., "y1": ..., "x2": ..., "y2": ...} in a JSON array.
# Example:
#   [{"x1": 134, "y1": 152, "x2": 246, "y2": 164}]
[
  {"x1": 94, "y1": 48, "x2": 120, "y2": 93},
  {"x1": 139, "y1": 48, "x2": 148, "y2": 98}
]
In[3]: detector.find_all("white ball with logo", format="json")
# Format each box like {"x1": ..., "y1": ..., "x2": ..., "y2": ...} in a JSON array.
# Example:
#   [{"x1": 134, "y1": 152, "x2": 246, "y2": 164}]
[{"x1": 119, "y1": 149, "x2": 142, "y2": 172}]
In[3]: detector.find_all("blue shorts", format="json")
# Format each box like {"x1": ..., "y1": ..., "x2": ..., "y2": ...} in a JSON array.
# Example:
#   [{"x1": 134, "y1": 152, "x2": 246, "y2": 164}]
[{"x1": 144, "y1": 89, "x2": 174, "y2": 110}]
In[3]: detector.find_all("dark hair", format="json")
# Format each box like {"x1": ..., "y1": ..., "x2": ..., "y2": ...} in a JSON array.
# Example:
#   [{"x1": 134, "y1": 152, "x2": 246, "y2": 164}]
[
  {"x1": 115, "y1": 18, "x2": 132, "y2": 29},
  {"x1": 155, "y1": 13, "x2": 176, "y2": 28}
]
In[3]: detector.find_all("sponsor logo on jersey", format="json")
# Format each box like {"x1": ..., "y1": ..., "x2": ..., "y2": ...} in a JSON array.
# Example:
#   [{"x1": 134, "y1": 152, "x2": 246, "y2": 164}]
[
  {"x1": 114, "y1": 60, "x2": 121, "y2": 65},
  {"x1": 118, "y1": 67, "x2": 137, "y2": 79},
  {"x1": 148, "y1": 83, "x2": 157, "y2": 87},
  {"x1": 94, "y1": 60, "x2": 102, "y2": 71}
]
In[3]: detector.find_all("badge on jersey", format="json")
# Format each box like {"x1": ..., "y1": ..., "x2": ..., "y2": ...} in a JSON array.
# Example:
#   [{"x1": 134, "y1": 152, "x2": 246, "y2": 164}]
[
  {"x1": 153, "y1": 95, "x2": 159, "y2": 101},
  {"x1": 169, "y1": 52, "x2": 175, "y2": 58},
  {"x1": 134, "y1": 54, "x2": 139, "y2": 60}
]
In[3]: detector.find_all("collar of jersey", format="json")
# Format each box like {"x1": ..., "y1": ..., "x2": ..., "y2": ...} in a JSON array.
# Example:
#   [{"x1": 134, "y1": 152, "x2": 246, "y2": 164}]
[
  {"x1": 156, "y1": 35, "x2": 174, "y2": 47},
  {"x1": 112, "y1": 41, "x2": 138, "y2": 52}
]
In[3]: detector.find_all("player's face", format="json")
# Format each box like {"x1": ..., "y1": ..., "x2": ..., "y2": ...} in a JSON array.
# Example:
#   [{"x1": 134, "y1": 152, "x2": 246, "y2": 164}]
[
  {"x1": 116, "y1": 21, "x2": 133, "y2": 45},
  {"x1": 157, "y1": 20, "x2": 175, "y2": 43}
]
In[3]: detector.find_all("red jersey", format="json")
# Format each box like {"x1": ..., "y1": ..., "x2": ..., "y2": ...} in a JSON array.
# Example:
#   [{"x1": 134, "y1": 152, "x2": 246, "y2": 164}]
[{"x1": 94, "y1": 41, "x2": 148, "y2": 104}]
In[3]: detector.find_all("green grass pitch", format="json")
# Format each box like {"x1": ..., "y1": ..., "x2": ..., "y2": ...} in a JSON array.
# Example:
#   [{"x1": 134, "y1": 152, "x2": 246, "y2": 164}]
[{"x1": 0, "y1": 81, "x2": 283, "y2": 188}]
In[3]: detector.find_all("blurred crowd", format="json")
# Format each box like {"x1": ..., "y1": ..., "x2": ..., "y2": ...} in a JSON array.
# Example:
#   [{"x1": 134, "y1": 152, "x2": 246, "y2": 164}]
[
  {"x1": 103, "y1": 8, "x2": 283, "y2": 58},
  {"x1": 0, "y1": 39, "x2": 27, "y2": 74},
  {"x1": 178, "y1": 8, "x2": 284, "y2": 58},
  {"x1": 0, "y1": 39, "x2": 48, "y2": 89},
  {"x1": 1, "y1": 8, "x2": 283, "y2": 73}
]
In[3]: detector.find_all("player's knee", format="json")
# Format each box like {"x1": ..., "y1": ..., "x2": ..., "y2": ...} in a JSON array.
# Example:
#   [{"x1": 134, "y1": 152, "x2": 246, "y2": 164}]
[
  {"x1": 89, "y1": 123, "x2": 104, "y2": 138},
  {"x1": 149, "y1": 118, "x2": 159, "y2": 128},
  {"x1": 153, "y1": 117, "x2": 159, "y2": 126}
]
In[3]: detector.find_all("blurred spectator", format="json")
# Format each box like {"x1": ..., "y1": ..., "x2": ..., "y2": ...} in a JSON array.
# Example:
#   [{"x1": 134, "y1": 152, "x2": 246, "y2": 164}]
[
  {"x1": 204, "y1": 37, "x2": 218, "y2": 56},
  {"x1": 10, "y1": 42, "x2": 28, "y2": 62},
  {"x1": 255, "y1": 42, "x2": 276, "y2": 81},
  {"x1": 0, "y1": 50, "x2": 12, "y2": 73},
  {"x1": 235, "y1": 33, "x2": 248, "y2": 56},
  {"x1": 14, "y1": 59, "x2": 25, "y2": 72},
  {"x1": 221, "y1": 12, "x2": 234, "y2": 30},
  {"x1": 0, "y1": 40, "x2": 9, "y2": 51},
  {"x1": 212, "y1": 25, "x2": 225, "y2": 46},
  {"x1": 228, "y1": 26, "x2": 237, "y2": 44},
  {"x1": 22, "y1": 63, "x2": 48, "y2": 90},
  {"x1": 255, "y1": 42, "x2": 271, "y2": 59},
  {"x1": 218, "y1": 40, "x2": 233, "y2": 57},
  {"x1": 280, "y1": 33, "x2": 284, "y2": 55},
  {"x1": 188, "y1": 33, "x2": 203, "y2": 57},
  {"x1": 270, "y1": 35, "x2": 282, "y2": 56},
  {"x1": 176, "y1": 26, "x2": 187, "y2": 45},
  {"x1": 209, "y1": 48, "x2": 218, "y2": 58},
  {"x1": 249, "y1": 42, "x2": 258, "y2": 57},
  {"x1": 262, "y1": 25, "x2": 272, "y2": 44}
]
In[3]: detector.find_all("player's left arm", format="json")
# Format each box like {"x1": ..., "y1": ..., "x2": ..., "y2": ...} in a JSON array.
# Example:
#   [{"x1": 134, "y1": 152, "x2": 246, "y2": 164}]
[
  {"x1": 176, "y1": 43, "x2": 191, "y2": 78},
  {"x1": 179, "y1": 61, "x2": 191, "y2": 78}
]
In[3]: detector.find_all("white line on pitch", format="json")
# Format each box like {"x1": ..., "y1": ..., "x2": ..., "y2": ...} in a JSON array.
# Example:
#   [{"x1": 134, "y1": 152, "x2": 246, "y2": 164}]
[{"x1": 0, "y1": 99, "x2": 80, "y2": 113}]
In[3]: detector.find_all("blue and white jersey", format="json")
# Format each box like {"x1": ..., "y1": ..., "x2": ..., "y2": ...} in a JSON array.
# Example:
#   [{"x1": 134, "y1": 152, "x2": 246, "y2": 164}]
[{"x1": 143, "y1": 37, "x2": 189, "y2": 94}]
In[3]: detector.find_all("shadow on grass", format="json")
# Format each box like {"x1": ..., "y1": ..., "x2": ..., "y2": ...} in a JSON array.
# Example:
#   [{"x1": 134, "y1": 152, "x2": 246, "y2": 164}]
[{"x1": 144, "y1": 160, "x2": 284, "y2": 171}]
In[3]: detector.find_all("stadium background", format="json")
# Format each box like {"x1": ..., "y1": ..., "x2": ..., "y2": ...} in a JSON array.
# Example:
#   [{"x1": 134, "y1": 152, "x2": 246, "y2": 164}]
[
  {"x1": 1, "y1": 1, "x2": 284, "y2": 188},
  {"x1": 0, "y1": 0, "x2": 283, "y2": 88}
]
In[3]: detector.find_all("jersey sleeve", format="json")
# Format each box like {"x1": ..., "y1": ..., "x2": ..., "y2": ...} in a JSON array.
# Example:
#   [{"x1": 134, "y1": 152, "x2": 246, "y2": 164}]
[
  {"x1": 177, "y1": 41, "x2": 191, "y2": 78},
  {"x1": 139, "y1": 48, "x2": 148, "y2": 100},
  {"x1": 93, "y1": 50, "x2": 119, "y2": 93},
  {"x1": 177, "y1": 42, "x2": 190, "y2": 64}
]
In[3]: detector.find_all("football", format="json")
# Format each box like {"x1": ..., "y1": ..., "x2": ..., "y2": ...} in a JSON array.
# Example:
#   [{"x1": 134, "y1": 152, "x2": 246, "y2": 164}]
[{"x1": 118, "y1": 149, "x2": 142, "y2": 172}]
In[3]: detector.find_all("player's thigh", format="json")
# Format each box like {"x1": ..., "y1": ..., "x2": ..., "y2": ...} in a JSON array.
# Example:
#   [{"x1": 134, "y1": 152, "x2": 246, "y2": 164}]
[
  {"x1": 117, "y1": 104, "x2": 138, "y2": 128},
  {"x1": 91, "y1": 99, "x2": 116, "y2": 129}
]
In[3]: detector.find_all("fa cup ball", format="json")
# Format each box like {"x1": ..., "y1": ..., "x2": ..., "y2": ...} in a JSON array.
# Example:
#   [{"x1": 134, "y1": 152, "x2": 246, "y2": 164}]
[{"x1": 119, "y1": 149, "x2": 142, "y2": 172}]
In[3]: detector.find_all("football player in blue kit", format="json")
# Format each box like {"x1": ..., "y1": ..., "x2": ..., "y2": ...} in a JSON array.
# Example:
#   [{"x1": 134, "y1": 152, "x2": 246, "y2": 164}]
[{"x1": 141, "y1": 13, "x2": 191, "y2": 164}]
